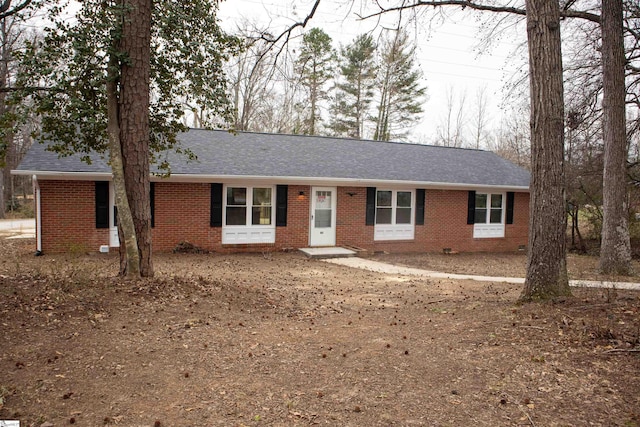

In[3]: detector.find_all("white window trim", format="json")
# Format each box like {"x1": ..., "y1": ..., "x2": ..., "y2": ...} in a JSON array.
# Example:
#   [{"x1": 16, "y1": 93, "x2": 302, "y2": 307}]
[
  {"x1": 222, "y1": 185, "x2": 276, "y2": 244},
  {"x1": 473, "y1": 192, "x2": 505, "y2": 239},
  {"x1": 374, "y1": 189, "x2": 415, "y2": 241}
]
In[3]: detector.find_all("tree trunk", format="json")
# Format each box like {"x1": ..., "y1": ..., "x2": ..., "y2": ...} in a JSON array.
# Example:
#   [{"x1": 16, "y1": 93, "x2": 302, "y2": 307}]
[
  {"x1": 119, "y1": 0, "x2": 153, "y2": 277},
  {"x1": 520, "y1": 0, "x2": 571, "y2": 301},
  {"x1": 599, "y1": 0, "x2": 632, "y2": 275},
  {"x1": 0, "y1": 166, "x2": 4, "y2": 219},
  {"x1": 107, "y1": 52, "x2": 140, "y2": 279}
]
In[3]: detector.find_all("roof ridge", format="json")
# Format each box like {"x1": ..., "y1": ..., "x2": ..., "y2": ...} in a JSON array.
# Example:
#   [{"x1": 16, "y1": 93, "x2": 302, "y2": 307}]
[{"x1": 189, "y1": 127, "x2": 489, "y2": 153}]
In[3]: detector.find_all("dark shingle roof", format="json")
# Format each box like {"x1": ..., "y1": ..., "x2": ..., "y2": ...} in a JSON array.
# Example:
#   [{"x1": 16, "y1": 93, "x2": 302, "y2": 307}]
[{"x1": 15, "y1": 129, "x2": 530, "y2": 189}]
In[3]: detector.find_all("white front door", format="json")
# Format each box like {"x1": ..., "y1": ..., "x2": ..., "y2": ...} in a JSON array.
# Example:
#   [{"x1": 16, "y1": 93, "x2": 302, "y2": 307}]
[{"x1": 310, "y1": 187, "x2": 336, "y2": 246}]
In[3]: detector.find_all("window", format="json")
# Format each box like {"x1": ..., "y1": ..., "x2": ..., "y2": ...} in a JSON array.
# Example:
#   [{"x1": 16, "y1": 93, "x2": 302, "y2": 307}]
[
  {"x1": 376, "y1": 190, "x2": 392, "y2": 224},
  {"x1": 223, "y1": 186, "x2": 275, "y2": 244},
  {"x1": 473, "y1": 192, "x2": 505, "y2": 238},
  {"x1": 474, "y1": 193, "x2": 503, "y2": 224},
  {"x1": 252, "y1": 188, "x2": 272, "y2": 225},
  {"x1": 226, "y1": 186, "x2": 272, "y2": 226},
  {"x1": 374, "y1": 189, "x2": 414, "y2": 240},
  {"x1": 375, "y1": 190, "x2": 412, "y2": 225}
]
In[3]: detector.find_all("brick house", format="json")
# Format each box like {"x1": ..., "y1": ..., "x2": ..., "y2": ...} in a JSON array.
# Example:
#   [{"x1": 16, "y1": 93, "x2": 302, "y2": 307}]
[{"x1": 13, "y1": 129, "x2": 530, "y2": 254}]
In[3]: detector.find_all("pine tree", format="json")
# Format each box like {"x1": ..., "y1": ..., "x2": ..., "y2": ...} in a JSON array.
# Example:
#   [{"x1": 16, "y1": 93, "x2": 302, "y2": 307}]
[
  {"x1": 330, "y1": 33, "x2": 377, "y2": 139},
  {"x1": 295, "y1": 27, "x2": 335, "y2": 135},
  {"x1": 373, "y1": 29, "x2": 426, "y2": 142}
]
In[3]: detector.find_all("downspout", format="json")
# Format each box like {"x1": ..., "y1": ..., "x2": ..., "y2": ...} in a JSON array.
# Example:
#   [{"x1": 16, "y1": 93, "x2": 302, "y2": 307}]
[{"x1": 33, "y1": 175, "x2": 42, "y2": 255}]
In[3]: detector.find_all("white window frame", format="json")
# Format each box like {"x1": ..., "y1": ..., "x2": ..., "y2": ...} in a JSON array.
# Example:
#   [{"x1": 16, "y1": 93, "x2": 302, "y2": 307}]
[
  {"x1": 473, "y1": 192, "x2": 505, "y2": 238},
  {"x1": 374, "y1": 189, "x2": 415, "y2": 241},
  {"x1": 222, "y1": 185, "x2": 276, "y2": 244}
]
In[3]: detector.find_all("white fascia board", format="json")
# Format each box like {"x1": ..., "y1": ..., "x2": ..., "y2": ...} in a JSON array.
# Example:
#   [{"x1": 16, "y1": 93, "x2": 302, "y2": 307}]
[
  {"x1": 11, "y1": 170, "x2": 530, "y2": 192},
  {"x1": 161, "y1": 174, "x2": 530, "y2": 192},
  {"x1": 11, "y1": 170, "x2": 112, "y2": 180}
]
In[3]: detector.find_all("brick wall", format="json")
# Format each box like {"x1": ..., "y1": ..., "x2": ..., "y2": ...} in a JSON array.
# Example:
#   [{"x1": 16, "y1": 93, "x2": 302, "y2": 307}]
[
  {"x1": 39, "y1": 180, "x2": 109, "y2": 253},
  {"x1": 38, "y1": 180, "x2": 529, "y2": 254},
  {"x1": 151, "y1": 182, "x2": 215, "y2": 251},
  {"x1": 335, "y1": 188, "x2": 528, "y2": 253}
]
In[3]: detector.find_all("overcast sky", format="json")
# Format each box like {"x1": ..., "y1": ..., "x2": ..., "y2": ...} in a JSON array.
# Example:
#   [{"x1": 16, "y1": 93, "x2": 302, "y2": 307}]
[{"x1": 218, "y1": 0, "x2": 529, "y2": 145}]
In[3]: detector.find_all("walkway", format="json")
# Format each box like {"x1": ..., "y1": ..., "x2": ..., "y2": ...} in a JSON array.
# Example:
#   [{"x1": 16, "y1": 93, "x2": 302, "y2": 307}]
[
  {"x1": 324, "y1": 257, "x2": 640, "y2": 291},
  {"x1": 0, "y1": 218, "x2": 35, "y2": 239}
]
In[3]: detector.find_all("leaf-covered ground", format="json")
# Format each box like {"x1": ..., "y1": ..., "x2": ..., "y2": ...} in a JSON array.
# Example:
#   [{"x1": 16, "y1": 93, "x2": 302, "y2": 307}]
[{"x1": 1, "y1": 238, "x2": 639, "y2": 427}]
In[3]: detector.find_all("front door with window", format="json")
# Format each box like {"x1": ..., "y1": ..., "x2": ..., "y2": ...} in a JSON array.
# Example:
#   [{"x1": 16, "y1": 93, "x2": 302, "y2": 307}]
[{"x1": 310, "y1": 187, "x2": 336, "y2": 246}]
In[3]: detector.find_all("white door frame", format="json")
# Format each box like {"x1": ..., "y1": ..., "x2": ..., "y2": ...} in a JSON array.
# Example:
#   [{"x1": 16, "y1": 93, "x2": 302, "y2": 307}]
[{"x1": 309, "y1": 186, "x2": 337, "y2": 247}]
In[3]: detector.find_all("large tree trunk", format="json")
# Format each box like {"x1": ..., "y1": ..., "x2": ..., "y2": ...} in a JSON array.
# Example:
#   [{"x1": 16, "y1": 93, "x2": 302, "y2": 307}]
[
  {"x1": 119, "y1": 0, "x2": 153, "y2": 277},
  {"x1": 107, "y1": 52, "x2": 140, "y2": 279},
  {"x1": 520, "y1": 0, "x2": 571, "y2": 301},
  {"x1": 599, "y1": 0, "x2": 633, "y2": 275}
]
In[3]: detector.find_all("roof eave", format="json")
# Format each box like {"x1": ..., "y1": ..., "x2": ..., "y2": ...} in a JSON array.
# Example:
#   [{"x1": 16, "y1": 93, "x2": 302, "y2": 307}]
[
  {"x1": 11, "y1": 170, "x2": 112, "y2": 180},
  {"x1": 13, "y1": 170, "x2": 530, "y2": 192}
]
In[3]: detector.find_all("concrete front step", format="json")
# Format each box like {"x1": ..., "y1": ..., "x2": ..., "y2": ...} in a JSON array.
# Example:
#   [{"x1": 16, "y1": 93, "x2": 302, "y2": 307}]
[{"x1": 299, "y1": 247, "x2": 357, "y2": 259}]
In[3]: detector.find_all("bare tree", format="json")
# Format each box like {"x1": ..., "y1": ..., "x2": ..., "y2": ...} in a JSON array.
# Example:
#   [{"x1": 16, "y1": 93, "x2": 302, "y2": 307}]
[
  {"x1": 519, "y1": 0, "x2": 571, "y2": 301},
  {"x1": 489, "y1": 107, "x2": 531, "y2": 168},
  {"x1": 226, "y1": 33, "x2": 285, "y2": 132},
  {"x1": 599, "y1": 0, "x2": 632, "y2": 275},
  {"x1": 0, "y1": 13, "x2": 33, "y2": 219},
  {"x1": 435, "y1": 86, "x2": 466, "y2": 147},
  {"x1": 472, "y1": 85, "x2": 490, "y2": 149}
]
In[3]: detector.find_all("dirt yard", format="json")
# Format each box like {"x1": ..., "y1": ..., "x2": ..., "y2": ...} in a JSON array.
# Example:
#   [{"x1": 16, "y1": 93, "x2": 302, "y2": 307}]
[{"x1": 1, "y1": 238, "x2": 639, "y2": 427}]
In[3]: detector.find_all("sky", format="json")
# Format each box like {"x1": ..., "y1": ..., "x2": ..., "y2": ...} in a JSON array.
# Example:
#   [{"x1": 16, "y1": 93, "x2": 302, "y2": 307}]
[{"x1": 217, "y1": 0, "x2": 529, "y2": 145}]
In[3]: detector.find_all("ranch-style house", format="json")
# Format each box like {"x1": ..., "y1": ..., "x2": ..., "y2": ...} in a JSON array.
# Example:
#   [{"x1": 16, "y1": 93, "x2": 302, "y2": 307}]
[{"x1": 13, "y1": 129, "x2": 530, "y2": 254}]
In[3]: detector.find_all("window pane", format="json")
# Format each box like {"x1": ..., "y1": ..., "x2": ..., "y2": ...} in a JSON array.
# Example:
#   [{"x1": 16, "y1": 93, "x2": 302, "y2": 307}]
[
  {"x1": 397, "y1": 191, "x2": 412, "y2": 208},
  {"x1": 474, "y1": 208, "x2": 487, "y2": 224},
  {"x1": 490, "y1": 194, "x2": 503, "y2": 208},
  {"x1": 226, "y1": 206, "x2": 246, "y2": 225},
  {"x1": 475, "y1": 193, "x2": 487, "y2": 209},
  {"x1": 490, "y1": 209, "x2": 502, "y2": 224},
  {"x1": 376, "y1": 207, "x2": 392, "y2": 224},
  {"x1": 315, "y1": 209, "x2": 332, "y2": 228},
  {"x1": 315, "y1": 191, "x2": 331, "y2": 209},
  {"x1": 227, "y1": 187, "x2": 246, "y2": 205},
  {"x1": 252, "y1": 206, "x2": 272, "y2": 225},
  {"x1": 397, "y1": 207, "x2": 411, "y2": 224},
  {"x1": 377, "y1": 191, "x2": 392, "y2": 207},
  {"x1": 253, "y1": 188, "x2": 272, "y2": 206}
]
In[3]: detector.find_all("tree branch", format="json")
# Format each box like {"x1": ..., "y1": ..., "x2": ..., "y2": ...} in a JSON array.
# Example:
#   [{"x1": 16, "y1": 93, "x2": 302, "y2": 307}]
[
  {"x1": 259, "y1": 0, "x2": 321, "y2": 45},
  {"x1": 0, "y1": 0, "x2": 34, "y2": 20},
  {"x1": 0, "y1": 86, "x2": 57, "y2": 92},
  {"x1": 356, "y1": 0, "x2": 600, "y2": 24}
]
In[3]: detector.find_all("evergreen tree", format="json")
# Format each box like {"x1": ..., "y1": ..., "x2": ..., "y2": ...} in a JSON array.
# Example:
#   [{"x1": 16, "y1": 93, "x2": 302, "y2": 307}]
[
  {"x1": 295, "y1": 27, "x2": 335, "y2": 135},
  {"x1": 10, "y1": 0, "x2": 241, "y2": 276},
  {"x1": 330, "y1": 33, "x2": 377, "y2": 139},
  {"x1": 373, "y1": 29, "x2": 426, "y2": 142}
]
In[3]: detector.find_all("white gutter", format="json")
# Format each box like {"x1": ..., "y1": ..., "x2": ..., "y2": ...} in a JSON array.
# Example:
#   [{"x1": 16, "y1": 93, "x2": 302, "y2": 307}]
[
  {"x1": 12, "y1": 170, "x2": 530, "y2": 192},
  {"x1": 165, "y1": 174, "x2": 529, "y2": 192},
  {"x1": 12, "y1": 170, "x2": 112, "y2": 180}
]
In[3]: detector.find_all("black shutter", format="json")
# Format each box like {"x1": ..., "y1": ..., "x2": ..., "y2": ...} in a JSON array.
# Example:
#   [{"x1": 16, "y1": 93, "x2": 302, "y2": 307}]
[
  {"x1": 276, "y1": 185, "x2": 288, "y2": 226},
  {"x1": 506, "y1": 192, "x2": 515, "y2": 225},
  {"x1": 210, "y1": 183, "x2": 223, "y2": 227},
  {"x1": 415, "y1": 189, "x2": 425, "y2": 225},
  {"x1": 467, "y1": 191, "x2": 476, "y2": 225},
  {"x1": 150, "y1": 182, "x2": 155, "y2": 228},
  {"x1": 366, "y1": 187, "x2": 376, "y2": 225},
  {"x1": 95, "y1": 181, "x2": 109, "y2": 229}
]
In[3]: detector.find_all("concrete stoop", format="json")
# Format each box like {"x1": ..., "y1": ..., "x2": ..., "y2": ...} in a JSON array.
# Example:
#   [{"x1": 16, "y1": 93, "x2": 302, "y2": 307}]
[{"x1": 299, "y1": 247, "x2": 357, "y2": 259}]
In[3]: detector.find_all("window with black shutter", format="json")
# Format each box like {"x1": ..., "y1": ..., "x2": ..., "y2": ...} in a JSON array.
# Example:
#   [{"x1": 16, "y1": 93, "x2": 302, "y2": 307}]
[{"x1": 95, "y1": 181, "x2": 109, "y2": 229}]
